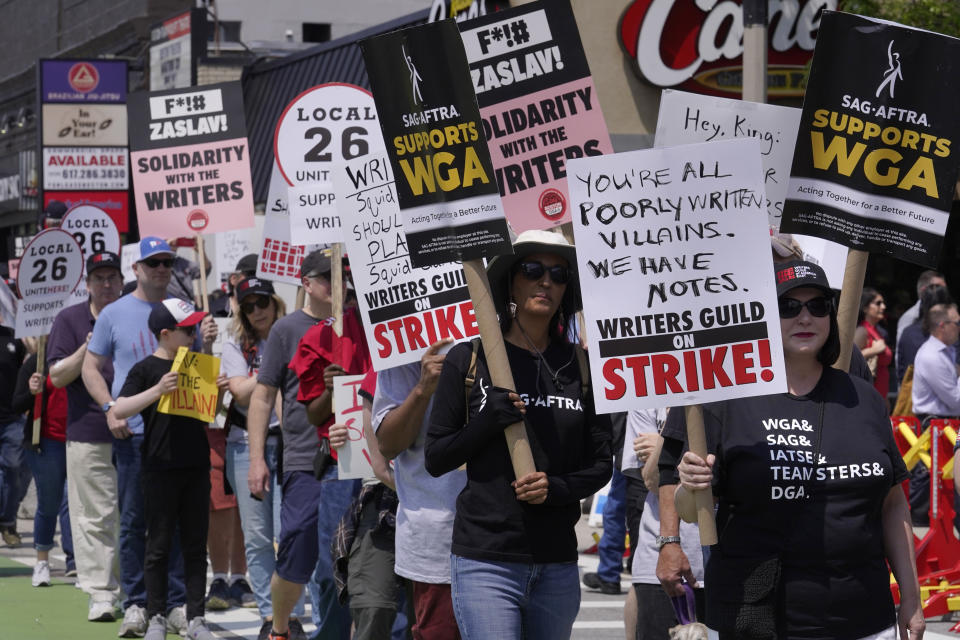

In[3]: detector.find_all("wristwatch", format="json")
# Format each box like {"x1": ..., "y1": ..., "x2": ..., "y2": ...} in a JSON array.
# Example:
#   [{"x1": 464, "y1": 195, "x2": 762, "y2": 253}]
[
  {"x1": 655, "y1": 535, "x2": 681, "y2": 550},
  {"x1": 101, "y1": 401, "x2": 116, "y2": 413}
]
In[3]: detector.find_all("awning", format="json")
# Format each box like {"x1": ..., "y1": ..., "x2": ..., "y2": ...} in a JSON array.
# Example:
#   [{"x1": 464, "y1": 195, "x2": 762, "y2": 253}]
[{"x1": 241, "y1": 8, "x2": 428, "y2": 203}]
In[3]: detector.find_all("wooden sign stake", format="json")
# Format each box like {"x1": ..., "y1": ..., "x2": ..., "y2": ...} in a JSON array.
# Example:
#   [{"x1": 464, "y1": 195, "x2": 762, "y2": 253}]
[
  {"x1": 684, "y1": 404, "x2": 718, "y2": 544},
  {"x1": 462, "y1": 259, "x2": 536, "y2": 478},
  {"x1": 331, "y1": 243, "x2": 344, "y2": 337},
  {"x1": 31, "y1": 336, "x2": 47, "y2": 448},
  {"x1": 196, "y1": 235, "x2": 210, "y2": 313},
  {"x1": 833, "y1": 248, "x2": 868, "y2": 373}
]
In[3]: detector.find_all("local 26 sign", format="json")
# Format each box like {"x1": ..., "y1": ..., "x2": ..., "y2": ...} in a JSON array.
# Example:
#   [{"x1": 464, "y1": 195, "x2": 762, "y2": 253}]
[{"x1": 619, "y1": 0, "x2": 836, "y2": 98}]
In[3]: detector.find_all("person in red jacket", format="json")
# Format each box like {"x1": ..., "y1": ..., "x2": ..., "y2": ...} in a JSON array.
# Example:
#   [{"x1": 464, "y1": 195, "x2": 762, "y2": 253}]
[{"x1": 14, "y1": 353, "x2": 72, "y2": 588}]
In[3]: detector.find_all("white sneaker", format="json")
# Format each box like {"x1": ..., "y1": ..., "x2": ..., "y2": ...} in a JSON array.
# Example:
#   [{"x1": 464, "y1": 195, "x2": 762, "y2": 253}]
[
  {"x1": 185, "y1": 617, "x2": 216, "y2": 640},
  {"x1": 31, "y1": 561, "x2": 51, "y2": 587},
  {"x1": 118, "y1": 604, "x2": 148, "y2": 637},
  {"x1": 89, "y1": 598, "x2": 118, "y2": 622},
  {"x1": 145, "y1": 614, "x2": 167, "y2": 640},
  {"x1": 166, "y1": 605, "x2": 188, "y2": 637}
]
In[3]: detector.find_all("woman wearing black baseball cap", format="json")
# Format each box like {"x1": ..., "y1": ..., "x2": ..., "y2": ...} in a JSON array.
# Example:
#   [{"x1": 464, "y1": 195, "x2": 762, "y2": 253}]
[
  {"x1": 425, "y1": 230, "x2": 611, "y2": 640},
  {"x1": 659, "y1": 260, "x2": 923, "y2": 639}
]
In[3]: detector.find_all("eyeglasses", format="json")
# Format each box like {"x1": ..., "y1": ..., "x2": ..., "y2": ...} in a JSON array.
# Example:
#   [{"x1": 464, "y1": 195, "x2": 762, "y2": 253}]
[
  {"x1": 778, "y1": 296, "x2": 833, "y2": 319},
  {"x1": 241, "y1": 296, "x2": 271, "y2": 315},
  {"x1": 141, "y1": 258, "x2": 174, "y2": 269},
  {"x1": 177, "y1": 325, "x2": 197, "y2": 337},
  {"x1": 516, "y1": 261, "x2": 571, "y2": 284}
]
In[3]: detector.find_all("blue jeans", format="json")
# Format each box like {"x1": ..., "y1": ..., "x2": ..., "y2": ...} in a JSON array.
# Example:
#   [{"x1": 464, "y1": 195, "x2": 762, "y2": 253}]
[
  {"x1": 24, "y1": 438, "x2": 67, "y2": 551},
  {"x1": 597, "y1": 468, "x2": 627, "y2": 583},
  {"x1": 0, "y1": 417, "x2": 27, "y2": 527},
  {"x1": 59, "y1": 489, "x2": 74, "y2": 568},
  {"x1": 225, "y1": 436, "x2": 305, "y2": 620},
  {"x1": 450, "y1": 555, "x2": 580, "y2": 640},
  {"x1": 307, "y1": 465, "x2": 360, "y2": 640},
  {"x1": 113, "y1": 435, "x2": 186, "y2": 611}
]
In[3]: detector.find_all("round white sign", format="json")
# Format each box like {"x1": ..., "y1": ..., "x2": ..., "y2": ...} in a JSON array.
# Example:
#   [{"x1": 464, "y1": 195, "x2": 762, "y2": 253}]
[
  {"x1": 60, "y1": 204, "x2": 121, "y2": 260},
  {"x1": 17, "y1": 228, "x2": 84, "y2": 303},
  {"x1": 273, "y1": 83, "x2": 384, "y2": 187}
]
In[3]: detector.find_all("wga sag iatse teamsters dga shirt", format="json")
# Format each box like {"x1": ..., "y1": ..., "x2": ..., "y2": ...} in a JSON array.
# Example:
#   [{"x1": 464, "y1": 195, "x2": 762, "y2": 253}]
[{"x1": 660, "y1": 367, "x2": 908, "y2": 639}]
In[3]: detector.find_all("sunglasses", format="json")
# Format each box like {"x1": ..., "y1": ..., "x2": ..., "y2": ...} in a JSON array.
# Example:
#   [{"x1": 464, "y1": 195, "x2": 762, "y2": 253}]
[
  {"x1": 241, "y1": 296, "x2": 271, "y2": 315},
  {"x1": 516, "y1": 261, "x2": 571, "y2": 284},
  {"x1": 142, "y1": 258, "x2": 174, "y2": 269},
  {"x1": 778, "y1": 296, "x2": 833, "y2": 319}
]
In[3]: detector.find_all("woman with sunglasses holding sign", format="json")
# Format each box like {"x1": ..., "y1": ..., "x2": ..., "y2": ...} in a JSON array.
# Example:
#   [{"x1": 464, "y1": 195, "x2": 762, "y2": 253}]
[
  {"x1": 658, "y1": 260, "x2": 923, "y2": 640},
  {"x1": 219, "y1": 277, "x2": 306, "y2": 634},
  {"x1": 426, "y1": 230, "x2": 612, "y2": 640}
]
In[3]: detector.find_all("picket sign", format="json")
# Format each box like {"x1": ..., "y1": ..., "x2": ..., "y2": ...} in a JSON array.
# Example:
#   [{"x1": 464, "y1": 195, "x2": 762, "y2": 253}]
[
  {"x1": 334, "y1": 374, "x2": 375, "y2": 480},
  {"x1": 362, "y1": 20, "x2": 532, "y2": 477}
]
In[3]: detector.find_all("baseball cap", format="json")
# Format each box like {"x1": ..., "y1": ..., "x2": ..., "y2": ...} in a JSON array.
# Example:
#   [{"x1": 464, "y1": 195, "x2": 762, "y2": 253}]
[
  {"x1": 44, "y1": 200, "x2": 68, "y2": 220},
  {"x1": 139, "y1": 237, "x2": 175, "y2": 261},
  {"x1": 86, "y1": 251, "x2": 121, "y2": 274},
  {"x1": 148, "y1": 298, "x2": 207, "y2": 335},
  {"x1": 235, "y1": 276, "x2": 275, "y2": 300},
  {"x1": 235, "y1": 254, "x2": 258, "y2": 276},
  {"x1": 299, "y1": 249, "x2": 331, "y2": 279},
  {"x1": 775, "y1": 260, "x2": 832, "y2": 298}
]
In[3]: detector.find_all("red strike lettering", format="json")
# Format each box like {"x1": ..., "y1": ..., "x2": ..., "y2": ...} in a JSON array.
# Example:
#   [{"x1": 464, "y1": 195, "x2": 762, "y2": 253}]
[
  {"x1": 373, "y1": 302, "x2": 480, "y2": 358},
  {"x1": 602, "y1": 340, "x2": 774, "y2": 399}
]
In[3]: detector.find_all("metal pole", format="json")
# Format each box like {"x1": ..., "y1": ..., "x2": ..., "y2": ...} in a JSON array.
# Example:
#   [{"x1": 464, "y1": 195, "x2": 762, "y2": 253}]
[{"x1": 742, "y1": 0, "x2": 768, "y2": 103}]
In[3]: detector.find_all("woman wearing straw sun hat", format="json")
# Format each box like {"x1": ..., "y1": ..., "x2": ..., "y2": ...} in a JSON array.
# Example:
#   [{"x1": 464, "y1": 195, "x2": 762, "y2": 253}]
[{"x1": 425, "y1": 230, "x2": 613, "y2": 640}]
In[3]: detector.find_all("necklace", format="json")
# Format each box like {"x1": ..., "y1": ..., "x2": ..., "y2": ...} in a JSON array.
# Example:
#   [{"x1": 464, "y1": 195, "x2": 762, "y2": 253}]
[{"x1": 516, "y1": 320, "x2": 573, "y2": 392}]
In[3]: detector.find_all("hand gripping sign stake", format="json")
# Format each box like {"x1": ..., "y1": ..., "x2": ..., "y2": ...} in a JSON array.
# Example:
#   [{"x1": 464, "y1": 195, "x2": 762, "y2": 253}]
[{"x1": 462, "y1": 259, "x2": 536, "y2": 479}]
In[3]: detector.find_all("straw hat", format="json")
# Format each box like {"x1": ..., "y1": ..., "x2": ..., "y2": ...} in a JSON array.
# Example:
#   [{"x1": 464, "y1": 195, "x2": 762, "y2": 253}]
[{"x1": 486, "y1": 229, "x2": 582, "y2": 318}]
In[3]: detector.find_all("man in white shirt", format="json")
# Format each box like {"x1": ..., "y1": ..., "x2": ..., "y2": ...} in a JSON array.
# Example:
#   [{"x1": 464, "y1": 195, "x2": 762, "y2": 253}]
[{"x1": 912, "y1": 303, "x2": 960, "y2": 418}]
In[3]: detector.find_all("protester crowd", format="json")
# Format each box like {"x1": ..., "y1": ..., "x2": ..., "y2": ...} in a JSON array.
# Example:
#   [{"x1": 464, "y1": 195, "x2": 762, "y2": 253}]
[{"x1": 0, "y1": 205, "x2": 951, "y2": 640}]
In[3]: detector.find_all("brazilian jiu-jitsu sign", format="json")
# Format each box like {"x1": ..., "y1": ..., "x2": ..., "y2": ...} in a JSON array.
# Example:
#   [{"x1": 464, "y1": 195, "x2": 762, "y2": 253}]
[
  {"x1": 361, "y1": 19, "x2": 512, "y2": 267},
  {"x1": 462, "y1": 0, "x2": 613, "y2": 232},
  {"x1": 569, "y1": 139, "x2": 786, "y2": 412},
  {"x1": 128, "y1": 81, "x2": 254, "y2": 238},
  {"x1": 780, "y1": 11, "x2": 960, "y2": 267}
]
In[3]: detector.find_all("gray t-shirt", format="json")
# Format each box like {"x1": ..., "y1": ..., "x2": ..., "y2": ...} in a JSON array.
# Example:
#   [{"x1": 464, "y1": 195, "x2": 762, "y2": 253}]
[
  {"x1": 373, "y1": 362, "x2": 466, "y2": 584},
  {"x1": 256, "y1": 310, "x2": 321, "y2": 473},
  {"x1": 627, "y1": 408, "x2": 705, "y2": 586}
]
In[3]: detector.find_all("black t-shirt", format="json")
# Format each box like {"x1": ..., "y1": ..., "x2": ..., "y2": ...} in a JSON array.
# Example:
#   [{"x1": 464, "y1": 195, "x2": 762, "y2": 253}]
[
  {"x1": 119, "y1": 355, "x2": 210, "y2": 471},
  {"x1": 660, "y1": 367, "x2": 908, "y2": 639},
  {"x1": 426, "y1": 339, "x2": 612, "y2": 564},
  {"x1": 0, "y1": 327, "x2": 26, "y2": 424}
]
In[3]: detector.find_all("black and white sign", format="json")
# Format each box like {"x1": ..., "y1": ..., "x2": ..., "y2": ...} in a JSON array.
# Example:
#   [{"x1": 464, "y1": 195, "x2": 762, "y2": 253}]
[
  {"x1": 362, "y1": 20, "x2": 512, "y2": 268},
  {"x1": 781, "y1": 11, "x2": 960, "y2": 266},
  {"x1": 41, "y1": 104, "x2": 128, "y2": 147},
  {"x1": 568, "y1": 139, "x2": 786, "y2": 412},
  {"x1": 334, "y1": 153, "x2": 477, "y2": 370},
  {"x1": 274, "y1": 83, "x2": 384, "y2": 245},
  {"x1": 15, "y1": 229, "x2": 84, "y2": 338}
]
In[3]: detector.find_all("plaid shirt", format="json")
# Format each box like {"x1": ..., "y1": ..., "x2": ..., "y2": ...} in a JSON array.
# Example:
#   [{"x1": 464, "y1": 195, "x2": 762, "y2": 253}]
[{"x1": 332, "y1": 482, "x2": 399, "y2": 604}]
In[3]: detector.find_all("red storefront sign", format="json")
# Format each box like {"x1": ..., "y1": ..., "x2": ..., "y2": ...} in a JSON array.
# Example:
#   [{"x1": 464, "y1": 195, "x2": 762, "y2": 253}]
[
  {"x1": 43, "y1": 191, "x2": 129, "y2": 232},
  {"x1": 619, "y1": 0, "x2": 836, "y2": 98}
]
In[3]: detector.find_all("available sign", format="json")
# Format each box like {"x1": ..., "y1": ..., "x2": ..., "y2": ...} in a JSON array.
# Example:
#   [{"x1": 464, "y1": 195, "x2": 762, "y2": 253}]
[
  {"x1": 362, "y1": 20, "x2": 512, "y2": 267},
  {"x1": 128, "y1": 82, "x2": 255, "y2": 237},
  {"x1": 568, "y1": 138, "x2": 785, "y2": 412},
  {"x1": 335, "y1": 154, "x2": 477, "y2": 370},
  {"x1": 15, "y1": 229, "x2": 84, "y2": 338},
  {"x1": 463, "y1": 0, "x2": 613, "y2": 232},
  {"x1": 43, "y1": 147, "x2": 128, "y2": 190},
  {"x1": 781, "y1": 11, "x2": 960, "y2": 267},
  {"x1": 40, "y1": 59, "x2": 127, "y2": 103},
  {"x1": 157, "y1": 346, "x2": 221, "y2": 423}
]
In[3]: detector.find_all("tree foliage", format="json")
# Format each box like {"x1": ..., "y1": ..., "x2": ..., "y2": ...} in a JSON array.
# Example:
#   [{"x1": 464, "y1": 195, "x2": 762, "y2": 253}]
[{"x1": 838, "y1": 0, "x2": 960, "y2": 38}]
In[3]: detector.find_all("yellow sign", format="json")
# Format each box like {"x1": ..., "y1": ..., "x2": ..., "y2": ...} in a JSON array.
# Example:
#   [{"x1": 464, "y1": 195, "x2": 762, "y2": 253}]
[{"x1": 157, "y1": 347, "x2": 221, "y2": 423}]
